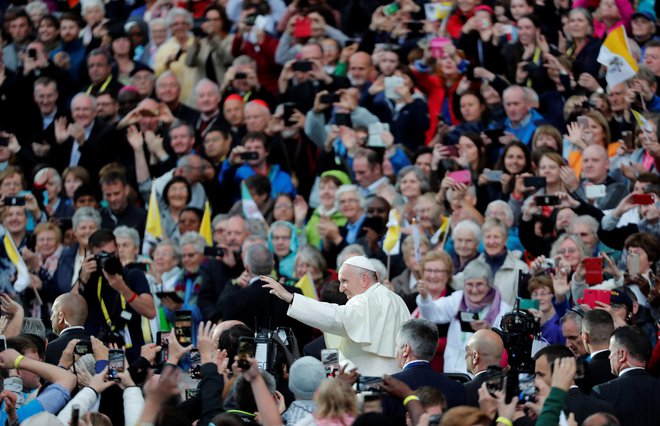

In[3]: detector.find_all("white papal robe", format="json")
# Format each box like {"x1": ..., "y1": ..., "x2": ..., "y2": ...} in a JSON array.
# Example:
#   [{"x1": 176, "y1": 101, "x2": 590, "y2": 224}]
[{"x1": 287, "y1": 283, "x2": 411, "y2": 376}]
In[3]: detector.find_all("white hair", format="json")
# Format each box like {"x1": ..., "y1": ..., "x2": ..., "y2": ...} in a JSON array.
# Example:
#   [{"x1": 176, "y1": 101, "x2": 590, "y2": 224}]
[
  {"x1": 179, "y1": 231, "x2": 206, "y2": 253},
  {"x1": 81, "y1": 0, "x2": 105, "y2": 16},
  {"x1": 335, "y1": 184, "x2": 366, "y2": 209},
  {"x1": 452, "y1": 219, "x2": 483, "y2": 243},
  {"x1": 72, "y1": 206, "x2": 101, "y2": 230},
  {"x1": 166, "y1": 7, "x2": 193, "y2": 27},
  {"x1": 71, "y1": 92, "x2": 97, "y2": 110}
]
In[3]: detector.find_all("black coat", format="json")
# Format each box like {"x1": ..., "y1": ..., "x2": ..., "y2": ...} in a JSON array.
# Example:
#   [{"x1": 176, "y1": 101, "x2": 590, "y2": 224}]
[
  {"x1": 592, "y1": 369, "x2": 660, "y2": 426},
  {"x1": 581, "y1": 350, "x2": 616, "y2": 394},
  {"x1": 564, "y1": 387, "x2": 615, "y2": 424},
  {"x1": 381, "y1": 362, "x2": 465, "y2": 422},
  {"x1": 463, "y1": 371, "x2": 490, "y2": 407},
  {"x1": 221, "y1": 278, "x2": 311, "y2": 344},
  {"x1": 45, "y1": 327, "x2": 91, "y2": 365}
]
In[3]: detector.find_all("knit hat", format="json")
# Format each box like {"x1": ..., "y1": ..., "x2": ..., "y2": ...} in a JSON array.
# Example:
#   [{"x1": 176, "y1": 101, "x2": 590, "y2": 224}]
[{"x1": 288, "y1": 356, "x2": 326, "y2": 400}]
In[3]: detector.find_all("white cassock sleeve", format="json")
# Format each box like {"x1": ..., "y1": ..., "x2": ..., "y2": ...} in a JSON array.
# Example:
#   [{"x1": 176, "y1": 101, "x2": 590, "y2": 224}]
[{"x1": 287, "y1": 293, "x2": 354, "y2": 337}]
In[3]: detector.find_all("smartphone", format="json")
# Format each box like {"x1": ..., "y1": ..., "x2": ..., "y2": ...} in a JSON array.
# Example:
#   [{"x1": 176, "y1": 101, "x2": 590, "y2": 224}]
[
  {"x1": 108, "y1": 349, "x2": 124, "y2": 380},
  {"x1": 335, "y1": 112, "x2": 352, "y2": 127},
  {"x1": 447, "y1": 169, "x2": 471, "y2": 185},
  {"x1": 384, "y1": 76, "x2": 404, "y2": 100},
  {"x1": 367, "y1": 122, "x2": 389, "y2": 147},
  {"x1": 344, "y1": 38, "x2": 360, "y2": 48},
  {"x1": 157, "y1": 331, "x2": 169, "y2": 365},
  {"x1": 203, "y1": 246, "x2": 225, "y2": 257},
  {"x1": 484, "y1": 169, "x2": 503, "y2": 183},
  {"x1": 585, "y1": 184, "x2": 606, "y2": 199},
  {"x1": 444, "y1": 145, "x2": 459, "y2": 157},
  {"x1": 459, "y1": 311, "x2": 478, "y2": 332},
  {"x1": 484, "y1": 366, "x2": 506, "y2": 396},
  {"x1": 239, "y1": 151, "x2": 259, "y2": 160},
  {"x1": 383, "y1": 2, "x2": 400, "y2": 16},
  {"x1": 185, "y1": 389, "x2": 199, "y2": 400},
  {"x1": 0, "y1": 138, "x2": 8, "y2": 147},
  {"x1": 3, "y1": 196, "x2": 26, "y2": 207},
  {"x1": 577, "y1": 115, "x2": 590, "y2": 130},
  {"x1": 155, "y1": 292, "x2": 184, "y2": 304},
  {"x1": 581, "y1": 288, "x2": 611, "y2": 309},
  {"x1": 74, "y1": 341, "x2": 92, "y2": 356},
  {"x1": 292, "y1": 60, "x2": 313, "y2": 72},
  {"x1": 519, "y1": 298, "x2": 540, "y2": 310},
  {"x1": 524, "y1": 176, "x2": 546, "y2": 189},
  {"x1": 0, "y1": 336, "x2": 7, "y2": 352},
  {"x1": 430, "y1": 37, "x2": 451, "y2": 58},
  {"x1": 71, "y1": 404, "x2": 79, "y2": 426},
  {"x1": 321, "y1": 348, "x2": 340, "y2": 377},
  {"x1": 245, "y1": 14, "x2": 258, "y2": 26},
  {"x1": 174, "y1": 311, "x2": 192, "y2": 346},
  {"x1": 407, "y1": 20, "x2": 424, "y2": 32},
  {"x1": 28, "y1": 48, "x2": 37, "y2": 59},
  {"x1": 632, "y1": 193, "x2": 654, "y2": 205},
  {"x1": 518, "y1": 373, "x2": 536, "y2": 403},
  {"x1": 583, "y1": 257, "x2": 603, "y2": 286},
  {"x1": 535, "y1": 195, "x2": 561, "y2": 206},
  {"x1": 320, "y1": 93, "x2": 340, "y2": 104},
  {"x1": 234, "y1": 72, "x2": 247, "y2": 80},
  {"x1": 283, "y1": 102, "x2": 297, "y2": 126},
  {"x1": 628, "y1": 252, "x2": 640, "y2": 276},
  {"x1": 237, "y1": 336, "x2": 256, "y2": 370},
  {"x1": 293, "y1": 17, "x2": 312, "y2": 38},
  {"x1": 484, "y1": 128, "x2": 505, "y2": 143},
  {"x1": 356, "y1": 376, "x2": 383, "y2": 392},
  {"x1": 621, "y1": 130, "x2": 634, "y2": 150},
  {"x1": 189, "y1": 349, "x2": 201, "y2": 379}
]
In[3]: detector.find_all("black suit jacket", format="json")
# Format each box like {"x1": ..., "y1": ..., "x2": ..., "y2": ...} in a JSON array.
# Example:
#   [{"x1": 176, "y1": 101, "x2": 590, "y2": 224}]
[
  {"x1": 45, "y1": 327, "x2": 91, "y2": 365},
  {"x1": 381, "y1": 362, "x2": 465, "y2": 422},
  {"x1": 565, "y1": 387, "x2": 615, "y2": 424},
  {"x1": 221, "y1": 278, "x2": 310, "y2": 344},
  {"x1": 592, "y1": 369, "x2": 660, "y2": 426},
  {"x1": 582, "y1": 350, "x2": 616, "y2": 393},
  {"x1": 464, "y1": 372, "x2": 489, "y2": 407}
]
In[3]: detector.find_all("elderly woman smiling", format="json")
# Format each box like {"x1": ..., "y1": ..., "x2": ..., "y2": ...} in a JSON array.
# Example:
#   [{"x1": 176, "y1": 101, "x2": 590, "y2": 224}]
[{"x1": 417, "y1": 259, "x2": 510, "y2": 374}]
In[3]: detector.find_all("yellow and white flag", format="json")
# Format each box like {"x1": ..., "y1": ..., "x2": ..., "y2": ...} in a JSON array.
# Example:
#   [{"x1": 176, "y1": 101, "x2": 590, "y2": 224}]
[
  {"x1": 383, "y1": 210, "x2": 401, "y2": 256},
  {"x1": 3, "y1": 234, "x2": 29, "y2": 292},
  {"x1": 142, "y1": 187, "x2": 163, "y2": 256},
  {"x1": 199, "y1": 201, "x2": 213, "y2": 246},
  {"x1": 597, "y1": 26, "x2": 639, "y2": 87},
  {"x1": 424, "y1": 2, "x2": 453, "y2": 21},
  {"x1": 295, "y1": 272, "x2": 318, "y2": 300},
  {"x1": 632, "y1": 109, "x2": 654, "y2": 132}
]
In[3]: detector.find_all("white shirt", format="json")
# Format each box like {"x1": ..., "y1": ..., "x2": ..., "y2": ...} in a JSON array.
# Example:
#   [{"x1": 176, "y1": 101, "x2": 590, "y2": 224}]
[{"x1": 619, "y1": 366, "x2": 645, "y2": 377}]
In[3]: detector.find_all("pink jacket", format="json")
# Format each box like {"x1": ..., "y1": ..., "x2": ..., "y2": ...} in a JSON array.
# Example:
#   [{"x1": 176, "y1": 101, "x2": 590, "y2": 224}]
[{"x1": 572, "y1": 0, "x2": 633, "y2": 38}]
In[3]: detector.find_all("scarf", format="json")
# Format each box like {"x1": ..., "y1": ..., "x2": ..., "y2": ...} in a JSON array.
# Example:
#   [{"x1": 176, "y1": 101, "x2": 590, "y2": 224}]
[
  {"x1": 484, "y1": 250, "x2": 508, "y2": 275},
  {"x1": 459, "y1": 287, "x2": 502, "y2": 327},
  {"x1": 40, "y1": 245, "x2": 63, "y2": 278}
]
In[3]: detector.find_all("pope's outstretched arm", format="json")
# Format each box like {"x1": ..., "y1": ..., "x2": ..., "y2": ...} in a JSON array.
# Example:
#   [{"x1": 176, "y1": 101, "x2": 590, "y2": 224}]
[{"x1": 261, "y1": 275, "x2": 348, "y2": 336}]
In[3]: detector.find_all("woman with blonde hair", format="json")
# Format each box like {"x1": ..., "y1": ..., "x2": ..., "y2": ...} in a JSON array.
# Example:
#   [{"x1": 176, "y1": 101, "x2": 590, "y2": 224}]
[{"x1": 297, "y1": 378, "x2": 358, "y2": 426}]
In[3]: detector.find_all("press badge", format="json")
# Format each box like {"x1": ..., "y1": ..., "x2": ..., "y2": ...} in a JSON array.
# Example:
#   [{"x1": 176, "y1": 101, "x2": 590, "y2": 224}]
[{"x1": 120, "y1": 310, "x2": 133, "y2": 321}]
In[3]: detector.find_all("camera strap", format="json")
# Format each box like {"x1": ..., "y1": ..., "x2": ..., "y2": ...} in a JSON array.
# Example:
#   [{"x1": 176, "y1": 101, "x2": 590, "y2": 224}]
[{"x1": 97, "y1": 277, "x2": 133, "y2": 348}]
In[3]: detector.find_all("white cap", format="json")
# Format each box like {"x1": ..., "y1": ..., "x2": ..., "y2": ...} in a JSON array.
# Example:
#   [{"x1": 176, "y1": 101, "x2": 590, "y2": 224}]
[{"x1": 342, "y1": 255, "x2": 377, "y2": 272}]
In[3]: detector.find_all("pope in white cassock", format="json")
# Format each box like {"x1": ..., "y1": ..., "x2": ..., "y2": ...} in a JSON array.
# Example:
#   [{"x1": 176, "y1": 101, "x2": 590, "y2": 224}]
[{"x1": 261, "y1": 256, "x2": 411, "y2": 376}]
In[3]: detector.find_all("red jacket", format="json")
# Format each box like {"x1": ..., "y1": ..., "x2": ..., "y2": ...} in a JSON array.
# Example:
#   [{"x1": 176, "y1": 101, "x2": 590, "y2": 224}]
[
  {"x1": 231, "y1": 33, "x2": 281, "y2": 94},
  {"x1": 411, "y1": 68, "x2": 461, "y2": 144},
  {"x1": 446, "y1": 9, "x2": 475, "y2": 40}
]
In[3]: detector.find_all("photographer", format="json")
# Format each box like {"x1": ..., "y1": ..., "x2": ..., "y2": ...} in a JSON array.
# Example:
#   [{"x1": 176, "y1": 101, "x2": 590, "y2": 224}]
[{"x1": 73, "y1": 229, "x2": 156, "y2": 361}]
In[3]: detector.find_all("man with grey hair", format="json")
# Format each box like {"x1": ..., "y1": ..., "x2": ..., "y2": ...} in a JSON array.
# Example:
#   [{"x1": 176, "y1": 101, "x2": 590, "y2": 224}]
[
  {"x1": 502, "y1": 85, "x2": 544, "y2": 145},
  {"x1": 569, "y1": 215, "x2": 602, "y2": 257},
  {"x1": 156, "y1": 71, "x2": 200, "y2": 124},
  {"x1": 222, "y1": 244, "x2": 308, "y2": 340},
  {"x1": 263, "y1": 255, "x2": 411, "y2": 375},
  {"x1": 382, "y1": 319, "x2": 465, "y2": 420},
  {"x1": 562, "y1": 310, "x2": 587, "y2": 359},
  {"x1": 51, "y1": 92, "x2": 112, "y2": 182},
  {"x1": 194, "y1": 78, "x2": 222, "y2": 141}
]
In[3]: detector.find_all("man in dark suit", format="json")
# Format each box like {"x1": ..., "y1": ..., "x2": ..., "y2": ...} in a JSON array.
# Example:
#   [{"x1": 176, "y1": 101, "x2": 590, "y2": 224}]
[
  {"x1": 581, "y1": 309, "x2": 616, "y2": 393},
  {"x1": 221, "y1": 243, "x2": 309, "y2": 343},
  {"x1": 381, "y1": 318, "x2": 465, "y2": 422},
  {"x1": 463, "y1": 329, "x2": 505, "y2": 407},
  {"x1": 45, "y1": 293, "x2": 91, "y2": 365},
  {"x1": 535, "y1": 345, "x2": 615, "y2": 425},
  {"x1": 50, "y1": 93, "x2": 112, "y2": 184},
  {"x1": 592, "y1": 326, "x2": 660, "y2": 426}
]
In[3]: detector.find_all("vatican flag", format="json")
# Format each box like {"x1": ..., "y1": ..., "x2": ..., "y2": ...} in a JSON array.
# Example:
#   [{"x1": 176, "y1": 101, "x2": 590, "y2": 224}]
[
  {"x1": 142, "y1": 188, "x2": 163, "y2": 256},
  {"x1": 199, "y1": 202, "x2": 213, "y2": 246},
  {"x1": 295, "y1": 273, "x2": 318, "y2": 300},
  {"x1": 597, "y1": 26, "x2": 638, "y2": 87},
  {"x1": 383, "y1": 210, "x2": 400, "y2": 256}
]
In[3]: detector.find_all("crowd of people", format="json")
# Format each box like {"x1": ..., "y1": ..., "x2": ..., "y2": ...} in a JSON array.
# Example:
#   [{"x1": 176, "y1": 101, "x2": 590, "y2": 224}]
[{"x1": 2, "y1": 0, "x2": 660, "y2": 423}]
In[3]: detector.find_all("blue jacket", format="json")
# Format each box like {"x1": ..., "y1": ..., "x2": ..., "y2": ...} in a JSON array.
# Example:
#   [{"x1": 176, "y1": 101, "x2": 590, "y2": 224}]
[
  {"x1": 233, "y1": 164, "x2": 296, "y2": 200},
  {"x1": 505, "y1": 109, "x2": 545, "y2": 146}
]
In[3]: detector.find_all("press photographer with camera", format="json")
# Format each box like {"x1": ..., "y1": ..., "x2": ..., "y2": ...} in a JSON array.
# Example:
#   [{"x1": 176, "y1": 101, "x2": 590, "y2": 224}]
[{"x1": 73, "y1": 229, "x2": 155, "y2": 361}]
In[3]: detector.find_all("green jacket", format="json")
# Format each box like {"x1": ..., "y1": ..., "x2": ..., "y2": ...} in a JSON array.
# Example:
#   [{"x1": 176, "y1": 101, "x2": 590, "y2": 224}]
[
  {"x1": 536, "y1": 387, "x2": 567, "y2": 426},
  {"x1": 306, "y1": 208, "x2": 347, "y2": 249}
]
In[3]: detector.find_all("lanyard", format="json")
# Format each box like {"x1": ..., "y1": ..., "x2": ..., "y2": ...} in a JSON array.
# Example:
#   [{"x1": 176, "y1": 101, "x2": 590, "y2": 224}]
[
  {"x1": 87, "y1": 75, "x2": 112, "y2": 95},
  {"x1": 526, "y1": 47, "x2": 542, "y2": 88},
  {"x1": 97, "y1": 277, "x2": 125, "y2": 331}
]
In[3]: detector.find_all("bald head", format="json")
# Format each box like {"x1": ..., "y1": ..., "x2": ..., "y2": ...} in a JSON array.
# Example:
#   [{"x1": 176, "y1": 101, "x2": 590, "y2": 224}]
[
  {"x1": 51, "y1": 293, "x2": 88, "y2": 334},
  {"x1": 348, "y1": 52, "x2": 373, "y2": 86},
  {"x1": 466, "y1": 329, "x2": 504, "y2": 374},
  {"x1": 583, "y1": 413, "x2": 620, "y2": 426},
  {"x1": 582, "y1": 144, "x2": 610, "y2": 183},
  {"x1": 213, "y1": 319, "x2": 245, "y2": 345}
]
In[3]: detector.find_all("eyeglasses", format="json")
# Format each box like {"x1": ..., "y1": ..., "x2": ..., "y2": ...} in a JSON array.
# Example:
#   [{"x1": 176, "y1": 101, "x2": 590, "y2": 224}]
[
  {"x1": 531, "y1": 291, "x2": 552, "y2": 298},
  {"x1": 339, "y1": 198, "x2": 359, "y2": 205},
  {"x1": 424, "y1": 269, "x2": 449, "y2": 275},
  {"x1": 465, "y1": 281, "x2": 488, "y2": 290},
  {"x1": 557, "y1": 247, "x2": 578, "y2": 255}
]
